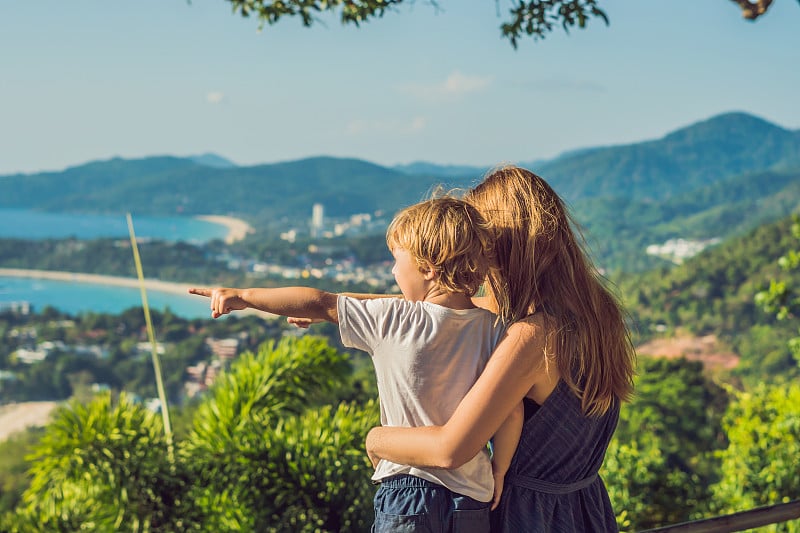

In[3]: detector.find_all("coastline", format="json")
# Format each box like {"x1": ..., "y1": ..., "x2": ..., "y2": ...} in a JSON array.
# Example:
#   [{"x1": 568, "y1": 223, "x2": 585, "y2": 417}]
[
  {"x1": 0, "y1": 268, "x2": 196, "y2": 296},
  {"x1": 195, "y1": 215, "x2": 254, "y2": 244},
  {"x1": 0, "y1": 268, "x2": 275, "y2": 318}
]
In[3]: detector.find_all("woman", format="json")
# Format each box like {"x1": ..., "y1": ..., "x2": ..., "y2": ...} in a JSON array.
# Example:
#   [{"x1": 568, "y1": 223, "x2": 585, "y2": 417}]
[{"x1": 365, "y1": 165, "x2": 637, "y2": 532}]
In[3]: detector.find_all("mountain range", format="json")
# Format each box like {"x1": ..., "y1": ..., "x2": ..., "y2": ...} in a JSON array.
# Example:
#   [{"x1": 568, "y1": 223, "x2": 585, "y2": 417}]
[{"x1": 1, "y1": 111, "x2": 798, "y2": 272}]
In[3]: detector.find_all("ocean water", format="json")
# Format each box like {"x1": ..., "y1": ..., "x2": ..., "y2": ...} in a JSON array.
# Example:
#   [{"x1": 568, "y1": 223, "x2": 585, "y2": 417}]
[
  {"x1": 0, "y1": 208, "x2": 228, "y2": 242},
  {"x1": 0, "y1": 276, "x2": 213, "y2": 319},
  {"x1": 0, "y1": 208, "x2": 231, "y2": 318}
]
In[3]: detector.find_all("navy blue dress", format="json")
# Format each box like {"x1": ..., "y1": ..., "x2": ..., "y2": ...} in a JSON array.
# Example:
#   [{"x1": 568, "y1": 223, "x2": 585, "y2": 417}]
[{"x1": 491, "y1": 379, "x2": 620, "y2": 532}]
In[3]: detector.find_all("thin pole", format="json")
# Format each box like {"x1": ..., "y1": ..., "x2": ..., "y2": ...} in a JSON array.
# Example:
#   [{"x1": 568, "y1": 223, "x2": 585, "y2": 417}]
[{"x1": 126, "y1": 212, "x2": 174, "y2": 464}]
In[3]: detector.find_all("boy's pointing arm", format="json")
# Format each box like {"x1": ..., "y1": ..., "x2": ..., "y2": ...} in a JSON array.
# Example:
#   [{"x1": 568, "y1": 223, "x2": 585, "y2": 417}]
[{"x1": 188, "y1": 286, "x2": 339, "y2": 323}]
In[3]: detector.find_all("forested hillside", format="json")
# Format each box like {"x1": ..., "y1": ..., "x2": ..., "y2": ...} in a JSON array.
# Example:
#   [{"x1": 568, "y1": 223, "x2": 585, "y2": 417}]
[
  {"x1": 578, "y1": 167, "x2": 800, "y2": 271},
  {"x1": 0, "y1": 156, "x2": 458, "y2": 229},
  {"x1": 4, "y1": 113, "x2": 796, "y2": 216},
  {"x1": 620, "y1": 215, "x2": 800, "y2": 385},
  {"x1": 539, "y1": 112, "x2": 800, "y2": 202},
  {"x1": 2, "y1": 111, "x2": 798, "y2": 273}
]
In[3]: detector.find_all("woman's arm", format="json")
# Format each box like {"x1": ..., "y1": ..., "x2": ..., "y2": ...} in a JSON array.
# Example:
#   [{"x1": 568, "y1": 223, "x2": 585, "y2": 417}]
[{"x1": 366, "y1": 319, "x2": 546, "y2": 469}]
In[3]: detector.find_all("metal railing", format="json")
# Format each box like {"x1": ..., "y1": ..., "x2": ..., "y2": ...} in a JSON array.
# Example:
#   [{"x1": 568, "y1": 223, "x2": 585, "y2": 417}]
[{"x1": 640, "y1": 499, "x2": 800, "y2": 533}]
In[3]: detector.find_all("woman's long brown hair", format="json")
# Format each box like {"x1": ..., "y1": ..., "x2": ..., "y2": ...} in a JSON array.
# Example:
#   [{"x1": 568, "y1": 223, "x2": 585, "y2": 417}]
[{"x1": 467, "y1": 165, "x2": 636, "y2": 415}]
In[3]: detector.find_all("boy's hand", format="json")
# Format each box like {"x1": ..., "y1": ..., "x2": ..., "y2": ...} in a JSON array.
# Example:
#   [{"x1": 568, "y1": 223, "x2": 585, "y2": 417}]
[
  {"x1": 491, "y1": 470, "x2": 506, "y2": 510},
  {"x1": 287, "y1": 317, "x2": 324, "y2": 328},
  {"x1": 365, "y1": 427, "x2": 381, "y2": 468},
  {"x1": 367, "y1": 448, "x2": 380, "y2": 469},
  {"x1": 188, "y1": 287, "x2": 247, "y2": 318}
]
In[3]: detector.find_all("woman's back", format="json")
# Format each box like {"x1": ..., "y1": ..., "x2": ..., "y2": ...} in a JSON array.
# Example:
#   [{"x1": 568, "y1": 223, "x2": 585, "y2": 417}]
[{"x1": 491, "y1": 379, "x2": 620, "y2": 532}]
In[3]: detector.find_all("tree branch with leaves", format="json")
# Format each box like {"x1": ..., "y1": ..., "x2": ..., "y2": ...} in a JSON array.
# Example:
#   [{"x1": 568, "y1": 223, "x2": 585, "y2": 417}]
[
  {"x1": 222, "y1": 0, "x2": 789, "y2": 47},
  {"x1": 731, "y1": 0, "x2": 774, "y2": 20}
]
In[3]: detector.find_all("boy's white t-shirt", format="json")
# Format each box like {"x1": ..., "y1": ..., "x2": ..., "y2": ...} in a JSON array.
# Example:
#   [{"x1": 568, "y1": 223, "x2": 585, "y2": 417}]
[{"x1": 338, "y1": 295, "x2": 506, "y2": 502}]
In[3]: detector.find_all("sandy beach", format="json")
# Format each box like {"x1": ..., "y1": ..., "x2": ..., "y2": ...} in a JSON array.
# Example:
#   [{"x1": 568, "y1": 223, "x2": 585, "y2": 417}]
[
  {"x1": 195, "y1": 214, "x2": 254, "y2": 244},
  {"x1": 0, "y1": 268, "x2": 277, "y2": 318},
  {"x1": 0, "y1": 268, "x2": 196, "y2": 296},
  {"x1": 0, "y1": 401, "x2": 58, "y2": 441}
]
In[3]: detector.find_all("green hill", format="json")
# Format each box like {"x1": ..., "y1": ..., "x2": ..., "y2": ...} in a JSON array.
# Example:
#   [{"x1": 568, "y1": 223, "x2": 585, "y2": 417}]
[
  {"x1": 3, "y1": 111, "x2": 797, "y2": 217},
  {"x1": 0, "y1": 156, "x2": 459, "y2": 229},
  {"x1": 575, "y1": 167, "x2": 800, "y2": 271},
  {"x1": 1, "y1": 111, "x2": 798, "y2": 272},
  {"x1": 540, "y1": 112, "x2": 800, "y2": 202},
  {"x1": 620, "y1": 215, "x2": 800, "y2": 384}
]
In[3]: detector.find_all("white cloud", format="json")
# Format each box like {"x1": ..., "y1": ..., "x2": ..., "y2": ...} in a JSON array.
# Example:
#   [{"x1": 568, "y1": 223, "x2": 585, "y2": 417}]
[
  {"x1": 206, "y1": 91, "x2": 225, "y2": 104},
  {"x1": 400, "y1": 71, "x2": 492, "y2": 101},
  {"x1": 408, "y1": 116, "x2": 427, "y2": 132},
  {"x1": 442, "y1": 71, "x2": 491, "y2": 94},
  {"x1": 519, "y1": 78, "x2": 606, "y2": 93},
  {"x1": 346, "y1": 116, "x2": 428, "y2": 136}
]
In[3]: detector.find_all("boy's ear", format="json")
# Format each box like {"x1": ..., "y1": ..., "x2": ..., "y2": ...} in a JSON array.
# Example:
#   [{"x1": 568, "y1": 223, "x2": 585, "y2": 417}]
[{"x1": 422, "y1": 263, "x2": 438, "y2": 281}]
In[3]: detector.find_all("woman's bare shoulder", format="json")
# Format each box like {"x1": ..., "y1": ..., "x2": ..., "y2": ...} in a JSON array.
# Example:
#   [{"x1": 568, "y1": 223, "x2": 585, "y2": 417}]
[
  {"x1": 486, "y1": 315, "x2": 549, "y2": 373},
  {"x1": 503, "y1": 313, "x2": 560, "y2": 401},
  {"x1": 506, "y1": 312, "x2": 550, "y2": 342}
]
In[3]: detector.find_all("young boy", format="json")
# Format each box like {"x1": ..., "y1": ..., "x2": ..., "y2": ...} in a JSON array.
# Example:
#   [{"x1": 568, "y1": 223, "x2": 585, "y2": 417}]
[{"x1": 189, "y1": 197, "x2": 522, "y2": 532}]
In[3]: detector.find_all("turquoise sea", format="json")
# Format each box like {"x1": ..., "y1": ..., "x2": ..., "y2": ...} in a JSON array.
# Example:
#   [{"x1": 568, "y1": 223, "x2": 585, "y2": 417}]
[
  {"x1": 0, "y1": 208, "x2": 228, "y2": 242},
  {"x1": 0, "y1": 208, "x2": 230, "y2": 319},
  {"x1": 0, "y1": 277, "x2": 212, "y2": 319}
]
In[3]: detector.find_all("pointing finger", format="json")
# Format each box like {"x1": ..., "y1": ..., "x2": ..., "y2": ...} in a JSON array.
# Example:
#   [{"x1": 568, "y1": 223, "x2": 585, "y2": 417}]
[{"x1": 188, "y1": 288, "x2": 212, "y2": 297}]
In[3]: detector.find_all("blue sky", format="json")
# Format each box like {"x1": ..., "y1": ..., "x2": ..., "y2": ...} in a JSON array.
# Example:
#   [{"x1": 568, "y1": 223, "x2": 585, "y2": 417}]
[{"x1": 1, "y1": 1, "x2": 798, "y2": 175}]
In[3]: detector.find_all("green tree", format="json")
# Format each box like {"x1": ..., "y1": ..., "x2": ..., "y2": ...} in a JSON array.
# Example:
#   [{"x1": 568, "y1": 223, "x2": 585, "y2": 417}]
[
  {"x1": 224, "y1": 0, "x2": 782, "y2": 48},
  {"x1": 708, "y1": 214, "x2": 800, "y2": 531},
  {"x1": 9, "y1": 392, "x2": 184, "y2": 532},
  {"x1": 604, "y1": 433, "x2": 677, "y2": 532},
  {"x1": 755, "y1": 216, "x2": 800, "y2": 367},
  {"x1": 181, "y1": 335, "x2": 379, "y2": 532},
  {"x1": 606, "y1": 356, "x2": 728, "y2": 530},
  {"x1": 711, "y1": 382, "x2": 800, "y2": 532},
  {"x1": 2, "y1": 333, "x2": 378, "y2": 532}
]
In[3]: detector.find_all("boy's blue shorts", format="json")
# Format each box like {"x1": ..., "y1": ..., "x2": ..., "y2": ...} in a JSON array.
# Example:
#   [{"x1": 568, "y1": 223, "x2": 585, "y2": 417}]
[{"x1": 372, "y1": 474, "x2": 490, "y2": 533}]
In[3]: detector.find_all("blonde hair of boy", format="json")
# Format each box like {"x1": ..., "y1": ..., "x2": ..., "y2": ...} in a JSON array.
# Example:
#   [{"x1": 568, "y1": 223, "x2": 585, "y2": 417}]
[
  {"x1": 466, "y1": 165, "x2": 636, "y2": 416},
  {"x1": 386, "y1": 197, "x2": 494, "y2": 298}
]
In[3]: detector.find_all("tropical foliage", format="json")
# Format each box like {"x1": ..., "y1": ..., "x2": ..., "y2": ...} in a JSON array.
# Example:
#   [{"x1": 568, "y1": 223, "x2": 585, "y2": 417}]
[
  {"x1": 2, "y1": 336, "x2": 379, "y2": 532},
  {"x1": 9, "y1": 392, "x2": 183, "y2": 532},
  {"x1": 2, "y1": 331, "x2": 800, "y2": 531},
  {"x1": 756, "y1": 216, "x2": 800, "y2": 366},
  {"x1": 605, "y1": 357, "x2": 728, "y2": 531},
  {"x1": 621, "y1": 215, "x2": 800, "y2": 386},
  {"x1": 181, "y1": 336, "x2": 378, "y2": 531},
  {"x1": 711, "y1": 382, "x2": 800, "y2": 531}
]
